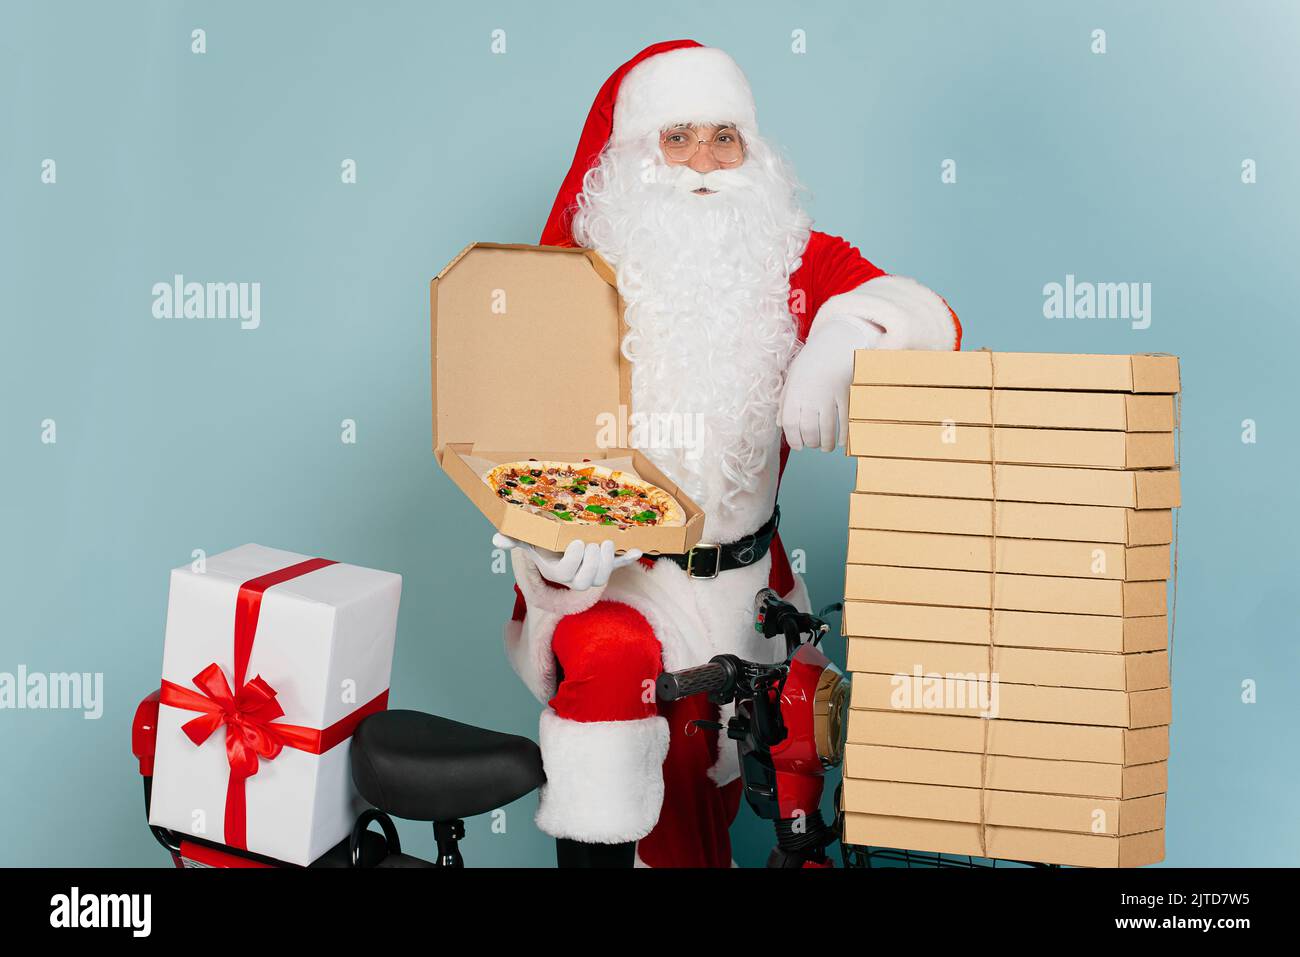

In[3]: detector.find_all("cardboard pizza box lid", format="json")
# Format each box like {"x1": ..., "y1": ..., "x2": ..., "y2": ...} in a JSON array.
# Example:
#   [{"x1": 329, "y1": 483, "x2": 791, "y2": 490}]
[
  {"x1": 841, "y1": 780, "x2": 1167, "y2": 836},
  {"x1": 845, "y1": 636, "x2": 1170, "y2": 692},
  {"x1": 849, "y1": 673, "x2": 1172, "y2": 728},
  {"x1": 429, "y1": 243, "x2": 705, "y2": 554},
  {"x1": 848, "y1": 493, "x2": 1174, "y2": 546},
  {"x1": 841, "y1": 813, "x2": 1165, "y2": 867},
  {"x1": 852, "y1": 350, "x2": 1181, "y2": 394},
  {"x1": 841, "y1": 600, "x2": 1168, "y2": 653},
  {"x1": 844, "y1": 710, "x2": 1170, "y2": 765},
  {"x1": 430, "y1": 243, "x2": 629, "y2": 459}
]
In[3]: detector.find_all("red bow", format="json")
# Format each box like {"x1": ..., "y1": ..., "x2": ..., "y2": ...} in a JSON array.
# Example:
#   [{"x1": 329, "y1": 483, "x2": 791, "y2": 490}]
[
  {"x1": 162, "y1": 664, "x2": 318, "y2": 780},
  {"x1": 160, "y1": 664, "x2": 326, "y2": 849}
]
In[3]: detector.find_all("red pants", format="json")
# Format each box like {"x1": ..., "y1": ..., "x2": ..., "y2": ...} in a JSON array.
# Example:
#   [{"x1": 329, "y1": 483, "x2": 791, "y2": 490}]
[{"x1": 549, "y1": 600, "x2": 741, "y2": 867}]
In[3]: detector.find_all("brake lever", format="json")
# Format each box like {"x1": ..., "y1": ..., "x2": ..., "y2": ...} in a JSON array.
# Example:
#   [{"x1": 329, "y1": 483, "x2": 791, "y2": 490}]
[{"x1": 749, "y1": 671, "x2": 789, "y2": 748}]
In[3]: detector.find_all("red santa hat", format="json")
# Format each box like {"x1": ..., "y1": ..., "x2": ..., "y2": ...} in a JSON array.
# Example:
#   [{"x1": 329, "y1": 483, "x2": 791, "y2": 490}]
[{"x1": 540, "y1": 40, "x2": 758, "y2": 247}]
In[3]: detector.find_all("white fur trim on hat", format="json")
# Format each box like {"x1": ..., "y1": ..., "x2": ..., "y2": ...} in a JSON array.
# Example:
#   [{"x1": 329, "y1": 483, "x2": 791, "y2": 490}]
[
  {"x1": 613, "y1": 46, "x2": 757, "y2": 145},
  {"x1": 534, "y1": 710, "x2": 671, "y2": 843}
]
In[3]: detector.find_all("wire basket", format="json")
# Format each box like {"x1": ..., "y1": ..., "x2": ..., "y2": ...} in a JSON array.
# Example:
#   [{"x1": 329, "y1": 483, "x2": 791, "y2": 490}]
[{"x1": 841, "y1": 843, "x2": 1059, "y2": 869}]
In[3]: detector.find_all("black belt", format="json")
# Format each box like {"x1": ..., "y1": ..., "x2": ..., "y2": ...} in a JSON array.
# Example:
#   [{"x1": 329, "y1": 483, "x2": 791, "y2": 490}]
[{"x1": 655, "y1": 507, "x2": 780, "y2": 580}]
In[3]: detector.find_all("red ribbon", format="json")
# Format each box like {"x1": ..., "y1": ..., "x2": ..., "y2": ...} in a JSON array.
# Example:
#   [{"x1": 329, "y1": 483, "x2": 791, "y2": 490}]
[{"x1": 158, "y1": 557, "x2": 389, "y2": 850}]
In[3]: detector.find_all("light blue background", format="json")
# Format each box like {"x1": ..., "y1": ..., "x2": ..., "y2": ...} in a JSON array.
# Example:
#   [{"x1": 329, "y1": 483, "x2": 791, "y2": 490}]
[{"x1": 2, "y1": 0, "x2": 1297, "y2": 867}]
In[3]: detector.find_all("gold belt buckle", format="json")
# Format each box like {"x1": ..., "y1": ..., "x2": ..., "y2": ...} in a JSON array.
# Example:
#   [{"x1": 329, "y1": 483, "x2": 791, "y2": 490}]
[{"x1": 685, "y1": 543, "x2": 722, "y2": 579}]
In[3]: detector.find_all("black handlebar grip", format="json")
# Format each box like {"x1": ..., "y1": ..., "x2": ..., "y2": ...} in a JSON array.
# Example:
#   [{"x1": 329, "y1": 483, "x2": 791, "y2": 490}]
[{"x1": 656, "y1": 661, "x2": 730, "y2": 702}]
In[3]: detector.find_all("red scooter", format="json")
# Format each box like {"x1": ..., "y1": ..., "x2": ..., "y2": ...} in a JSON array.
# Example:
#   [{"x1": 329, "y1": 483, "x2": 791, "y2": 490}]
[
  {"x1": 657, "y1": 589, "x2": 849, "y2": 868},
  {"x1": 131, "y1": 589, "x2": 847, "y2": 868}
]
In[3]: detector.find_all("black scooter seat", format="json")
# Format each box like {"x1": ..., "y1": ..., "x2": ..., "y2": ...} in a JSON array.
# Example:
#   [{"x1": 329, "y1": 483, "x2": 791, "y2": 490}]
[{"x1": 350, "y1": 710, "x2": 545, "y2": 823}]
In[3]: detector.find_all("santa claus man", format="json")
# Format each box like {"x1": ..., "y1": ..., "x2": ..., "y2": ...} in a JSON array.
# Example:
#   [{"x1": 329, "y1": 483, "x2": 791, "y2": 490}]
[{"x1": 494, "y1": 40, "x2": 960, "y2": 867}]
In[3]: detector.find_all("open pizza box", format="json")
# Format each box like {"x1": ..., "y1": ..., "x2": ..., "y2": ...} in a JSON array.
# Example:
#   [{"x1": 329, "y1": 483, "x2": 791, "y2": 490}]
[{"x1": 431, "y1": 243, "x2": 706, "y2": 554}]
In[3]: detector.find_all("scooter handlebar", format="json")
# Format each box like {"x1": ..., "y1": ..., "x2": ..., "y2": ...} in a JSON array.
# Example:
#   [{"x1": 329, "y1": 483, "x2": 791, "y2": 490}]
[{"x1": 656, "y1": 660, "x2": 732, "y2": 702}]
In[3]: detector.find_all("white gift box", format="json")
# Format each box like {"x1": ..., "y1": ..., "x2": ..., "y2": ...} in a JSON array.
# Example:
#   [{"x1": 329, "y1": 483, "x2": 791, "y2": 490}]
[{"x1": 148, "y1": 543, "x2": 402, "y2": 866}]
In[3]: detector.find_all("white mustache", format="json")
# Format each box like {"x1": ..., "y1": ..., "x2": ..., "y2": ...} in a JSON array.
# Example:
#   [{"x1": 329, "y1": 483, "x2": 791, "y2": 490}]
[{"x1": 666, "y1": 165, "x2": 756, "y2": 194}]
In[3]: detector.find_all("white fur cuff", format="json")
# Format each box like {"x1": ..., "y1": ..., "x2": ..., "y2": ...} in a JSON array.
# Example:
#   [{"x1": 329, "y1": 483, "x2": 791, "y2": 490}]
[
  {"x1": 511, "y1": 549, "x2": 608, "y2": 617},
  {"x1": 534, "y1": 710, "x2": 670, "y2": 843},
  {"x1": 819, "y1": 275, "x2": 958, "y2": 352},
  {"x1": 503, "y1": 617, "x2": 556, "y2": 705}
]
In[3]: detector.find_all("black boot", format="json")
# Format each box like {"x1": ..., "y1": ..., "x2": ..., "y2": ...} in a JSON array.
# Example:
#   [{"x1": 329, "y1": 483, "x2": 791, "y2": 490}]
[{"x1": 555, "y1": 837, "x2": 636, "y2": 868}]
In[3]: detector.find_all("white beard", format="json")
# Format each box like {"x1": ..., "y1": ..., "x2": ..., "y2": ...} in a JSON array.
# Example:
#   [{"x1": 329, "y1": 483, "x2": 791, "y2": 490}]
[{"x1": 571, "y1": 135, "x2": 812, "y2": 539}]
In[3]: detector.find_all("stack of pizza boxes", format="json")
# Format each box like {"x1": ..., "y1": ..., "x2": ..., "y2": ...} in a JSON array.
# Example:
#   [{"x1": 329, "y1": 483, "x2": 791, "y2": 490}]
[{"x1": 840, "y1": 351, "x2": 1179, "y2": 867}]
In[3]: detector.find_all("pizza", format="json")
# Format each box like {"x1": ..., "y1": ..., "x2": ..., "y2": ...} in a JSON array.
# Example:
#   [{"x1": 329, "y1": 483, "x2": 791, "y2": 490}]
[{"x1": 485, "y1": 460, "x2": 685, "y2": 529}]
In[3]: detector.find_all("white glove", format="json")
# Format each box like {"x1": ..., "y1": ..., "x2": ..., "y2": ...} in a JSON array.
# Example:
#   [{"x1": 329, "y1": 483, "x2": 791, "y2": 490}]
[
  {"x1": 492, "y1": 533, "x2": 643, "y2": 592},
  {"x1": 781, "y1": 314, "x2": 883, "y2": 452}
]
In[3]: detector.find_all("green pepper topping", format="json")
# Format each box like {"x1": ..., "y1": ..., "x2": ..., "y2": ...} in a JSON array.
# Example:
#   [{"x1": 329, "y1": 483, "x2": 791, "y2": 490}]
[
  {"x1": 631, "y1": 509, "x2": 657, "y2": 523},
  {"x1": 553, "y1": 511, "x2": 573, "y2": 521},
  {"x1": 518, "y1": 475, "x2": 536, "y2": 485},
  {"x1": 530, "y1": 494, "x2": 546, "y2": 507},
  {"x1": 584, "y1": 505, "x2": 609, "y2": 515}
]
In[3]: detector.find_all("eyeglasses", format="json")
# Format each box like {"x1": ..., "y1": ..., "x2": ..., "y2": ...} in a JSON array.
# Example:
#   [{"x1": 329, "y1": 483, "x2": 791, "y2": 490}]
[{"x1": 659, "y1": 125, "x2": 746, "y2": 165}]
